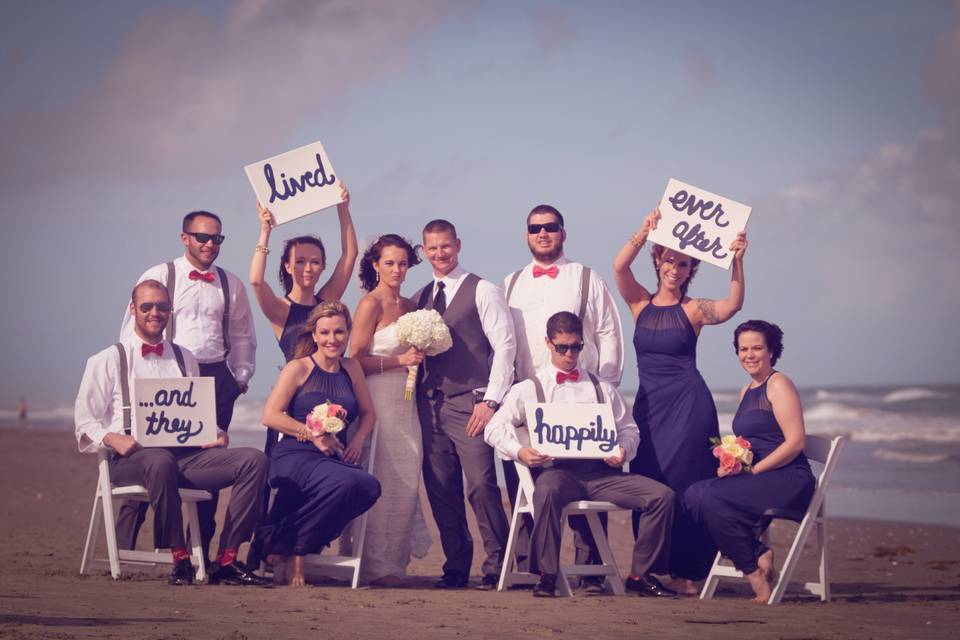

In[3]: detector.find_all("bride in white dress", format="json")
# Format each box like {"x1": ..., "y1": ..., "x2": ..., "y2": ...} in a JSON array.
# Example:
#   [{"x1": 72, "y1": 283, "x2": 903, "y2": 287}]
[{"x1": 347, "y1": 234, "x2": 432, "y2": 582}]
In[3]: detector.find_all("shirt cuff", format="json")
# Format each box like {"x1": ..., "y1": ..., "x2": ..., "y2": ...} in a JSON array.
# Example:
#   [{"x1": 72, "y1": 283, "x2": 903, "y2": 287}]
[
  {"x1": 78, "y1": 426, "x2": 109, "y2": 453},
  {"x1": 232, "y1": 366, "x2": 252, "y2": 385}
]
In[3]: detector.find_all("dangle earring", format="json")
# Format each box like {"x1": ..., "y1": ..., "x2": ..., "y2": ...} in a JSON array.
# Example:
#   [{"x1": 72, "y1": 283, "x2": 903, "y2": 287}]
[{"x1": 376, "y1": 270, "x2": 380, "y2": 283}]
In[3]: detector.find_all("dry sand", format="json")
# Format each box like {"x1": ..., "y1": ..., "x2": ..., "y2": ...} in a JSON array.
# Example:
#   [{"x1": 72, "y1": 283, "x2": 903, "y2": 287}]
[{"x1": 1, "y1": 428, "x2": 958, "y2": 640}]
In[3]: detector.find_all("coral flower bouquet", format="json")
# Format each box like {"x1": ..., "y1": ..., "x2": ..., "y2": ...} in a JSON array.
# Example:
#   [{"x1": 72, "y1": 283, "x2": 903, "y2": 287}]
[
  {"x1": 395, "y1": 309, "x2": 453, "y2": 400},
  {"x1": 710, "y1": 434, "x2": 754, "y2": 475},
  {"x1": 306, "y1": 401, "x2": 347, "y2": 437}
]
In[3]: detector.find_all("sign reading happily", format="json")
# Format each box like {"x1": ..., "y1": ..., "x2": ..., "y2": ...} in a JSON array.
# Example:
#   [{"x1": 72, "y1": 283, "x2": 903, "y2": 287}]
[
  {"x1": 244, "y1": 140, "x2": 344, "y2": 226},
  {"x1": 133, "y1": 378, "x2": 217, "y2": 447},
  {"x1": 524, "y1": 402, "x2": 618, "y2": 459},
  {"x1": 647, "y1": 178, "x2": 752, "y2": 269}
]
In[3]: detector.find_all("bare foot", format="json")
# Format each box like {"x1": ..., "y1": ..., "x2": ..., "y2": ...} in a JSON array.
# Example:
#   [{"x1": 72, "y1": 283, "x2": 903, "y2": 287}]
[
  {"x1": 667, "y1": 578, "x2": 700, "y2": 596},
  {"x1": 757, "y1": 549, "x2": 777, "y2": 585},
  {"x1": 285, "y1": 556, "x2": 306, "y2": 587},
  {"x1": 745, "y1": 568, "x2": 771, "y2": 603}
]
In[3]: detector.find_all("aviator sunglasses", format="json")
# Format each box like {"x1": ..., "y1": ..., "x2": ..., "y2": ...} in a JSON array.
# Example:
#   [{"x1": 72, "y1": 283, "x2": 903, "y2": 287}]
[
  {"x1": 550, "y1": 340, "x2": 584, "y2": 354},
  {"x1": 185, "y1": 231, "x2": 226, "y2": 245},
  {"x1": 138, "y1": 302, "x2": 172, "y2": 313},
  {"x1": 527, "y1": 222, "x2": 562, "y2": 234}
]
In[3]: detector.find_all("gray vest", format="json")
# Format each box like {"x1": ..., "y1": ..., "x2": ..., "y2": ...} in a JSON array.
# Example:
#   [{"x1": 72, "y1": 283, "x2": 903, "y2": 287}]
[{"x1": 417, "y1": 273, "x2": 491, "y2": 398}]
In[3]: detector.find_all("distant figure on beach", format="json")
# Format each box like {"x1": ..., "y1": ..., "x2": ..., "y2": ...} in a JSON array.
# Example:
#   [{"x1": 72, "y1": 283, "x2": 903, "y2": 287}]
[
  {"x1": 485, "y1": 311, "x2": 676, "y2": 598},
  {"x1": 249, "y1": 183, "x2": 357, "y2": 456},
  {"x1": 119, "y1": 209, "x2": 257, "y2": 567},
  {"x1": 503, "y1": 204, "x2": 624, "y2": 585},
  {"x1": 257, "y1": 301, "x2": 381, "y2": 587},
  {"x1": 414, "y1": 219, "x2": 514, "y2": 590},
  {"x1": 684, "y1": 320, "x2": 815, "y2": 603},
  {"x1": 75, "y1": 279, "x2": 270, "y2": 586},
  {"x1": 613, "y1": 207, "x2": 747, "y2": 595},
  {"x1": 18, "y1": 397, "x2": 27, "y2": 421},
  {"x1": 348, "y1": 234, "x2": 432, "y2": 584}
]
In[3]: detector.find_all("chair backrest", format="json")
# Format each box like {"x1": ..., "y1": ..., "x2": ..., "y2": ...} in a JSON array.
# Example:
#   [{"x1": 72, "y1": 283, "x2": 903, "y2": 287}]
[
  {"x1": 511, "y1": 427, "x2": 538, "y2": 513},
  {"x1": 802, "y1": 434, "x2": 845, "y2": 514}
]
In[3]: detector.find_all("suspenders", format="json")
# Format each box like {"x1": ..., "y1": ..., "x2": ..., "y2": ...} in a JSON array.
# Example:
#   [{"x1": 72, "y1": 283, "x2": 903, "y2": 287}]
[
  {"x1": 114, "y1": 342, "x2": 187, "y2": 435},
  {"x1": 164, "y1": 261, "x2": 232, "y2": 358},
  {"x1": 506, "y1": 265, "x2": 591, "y2": 322},
  {"x1": 527, "y1": 372, "x2": 604, "y2": 404}
]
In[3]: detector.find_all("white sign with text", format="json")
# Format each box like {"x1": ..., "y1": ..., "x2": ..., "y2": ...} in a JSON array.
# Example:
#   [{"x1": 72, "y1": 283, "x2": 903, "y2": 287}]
[
  {"x1": 648, "y1": 178, "x2": 752, "y2": 269},
  {"x1": 133, "y1": 377, "x2": 217, "y2": 447},
  {"x1": 244, "y1": 140, "x2": 344, "y2": 226},
  {"x1": 524, "y1": 402, "x2": 618, "y2": 459}
]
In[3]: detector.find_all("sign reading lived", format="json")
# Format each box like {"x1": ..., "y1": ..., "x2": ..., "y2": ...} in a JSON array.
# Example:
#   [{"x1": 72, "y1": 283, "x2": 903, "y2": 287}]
[
  {"x1": 133, "y1": 378, "x2": 217, "y2": 447},
  {"x1": 243, "y1": 140, "x2": 344, "y2": 226},
  {"x1": 524, "y1": 402, "x2": 618, "y2": 459},
  {"x1": 647, "y1": 178, "x2": 752, "y2": 270}
]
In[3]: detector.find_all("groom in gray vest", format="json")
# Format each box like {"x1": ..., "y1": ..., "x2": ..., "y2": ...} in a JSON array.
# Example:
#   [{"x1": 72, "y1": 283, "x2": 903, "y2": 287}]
[{"x1": 416, "y1": 219, "x2": 516, "y2": 590}]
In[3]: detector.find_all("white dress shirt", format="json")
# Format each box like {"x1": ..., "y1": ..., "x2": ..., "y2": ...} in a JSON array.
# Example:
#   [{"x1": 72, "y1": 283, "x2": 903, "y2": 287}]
[
  {"x1": 484, "y1": 365, "x2": 639, "y2": 464},
  {"x1": 119, "y1": 256, "x2": 256, "y2": 385},
  {"x1": 425, "y1": 265, "x2": 516, "y2": 403},
  {"x1": 504, "y1": 257, "x2": 624, "y2": 386},
  {"x1": 74, "y1": 337, "x2": 200, "y2": 453}
]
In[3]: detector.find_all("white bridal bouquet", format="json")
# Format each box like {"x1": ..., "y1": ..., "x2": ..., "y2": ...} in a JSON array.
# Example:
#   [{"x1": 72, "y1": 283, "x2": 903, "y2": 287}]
[{"x1": 395, "y1": 309, "x2": 453, "y2": 400}]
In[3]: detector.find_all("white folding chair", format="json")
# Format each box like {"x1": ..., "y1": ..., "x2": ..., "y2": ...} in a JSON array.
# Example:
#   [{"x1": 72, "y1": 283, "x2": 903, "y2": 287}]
[
  {"x1": 263, "y1": 421, "x2": 378, "y2": 589},
  {"x1": 79, "y1": 450, "x2": 211, "y2": 581},
  {"x1": 700, "y1": 434, "x2": 846, "y2": 604},
  {"x1": 497, "y1": 427, "x2": 628, "y2": 597}
]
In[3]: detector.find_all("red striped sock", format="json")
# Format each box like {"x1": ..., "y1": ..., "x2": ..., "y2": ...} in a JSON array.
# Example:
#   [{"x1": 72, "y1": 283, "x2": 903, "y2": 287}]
[
  {"x1": 171, "y1": 547, "x2": 190, "y2": 563},
  {"x1": 216, "y1": 548, "x2": 237, "y2": 566}
]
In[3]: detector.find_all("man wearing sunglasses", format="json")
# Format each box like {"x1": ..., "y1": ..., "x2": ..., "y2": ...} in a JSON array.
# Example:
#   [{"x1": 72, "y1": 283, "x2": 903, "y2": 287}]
[
  {"x1": 118, "y1": 210, "x2": 257, "y2": 571},
  {"x1": 484, "y1": 311, "x2": 675, "y2": 598},
  {"x1": 502, "y1": 204, "x2": 625, "y2": 585},
  {"x1": 76, "y1": 280, "x2": 270, "y2": 586}
]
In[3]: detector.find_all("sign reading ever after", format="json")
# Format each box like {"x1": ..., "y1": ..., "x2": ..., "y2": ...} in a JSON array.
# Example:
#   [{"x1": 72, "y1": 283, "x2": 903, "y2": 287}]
[
  {"x1": 133, "y1": 378, "x2": 217, "y2": 447},
  {"x1": 244, "y1": 140, "x2": 344, "y2": 226},
  {"x1": 648, "y1": 178, "x2": 752, "y2": 270},
  {"x1": 524, "y1": 402, "x2": 618, "y2": 459}
]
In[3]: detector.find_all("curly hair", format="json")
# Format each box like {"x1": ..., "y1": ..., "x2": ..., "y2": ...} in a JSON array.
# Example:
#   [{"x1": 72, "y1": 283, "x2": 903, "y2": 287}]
[
  {"x1": 278, "y1": 236, "x2": 326, "y2": 295},
  {"x1": 733, "y1": 320, "x2": 785, "y2": 366},
  {"x1": 357, "y1": 234, "x2": 421, "y2": 292},
  {"x1": 291, "y1": 301, "x2": 353, "y2": 360},
  {"x1": 651, "y1": 244, "x2": 701, "y2": 299}
]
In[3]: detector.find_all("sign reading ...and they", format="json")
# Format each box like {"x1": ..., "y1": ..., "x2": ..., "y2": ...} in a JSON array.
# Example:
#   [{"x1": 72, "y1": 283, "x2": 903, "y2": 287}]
[{"x1": 133, "y1": 377, "x2": 217, "y2": 447}]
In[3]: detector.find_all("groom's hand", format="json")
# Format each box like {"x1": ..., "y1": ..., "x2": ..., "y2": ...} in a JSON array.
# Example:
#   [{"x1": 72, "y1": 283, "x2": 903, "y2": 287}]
[{"x1": 465, "y1": 403, "x2": 495, "y2": 437}]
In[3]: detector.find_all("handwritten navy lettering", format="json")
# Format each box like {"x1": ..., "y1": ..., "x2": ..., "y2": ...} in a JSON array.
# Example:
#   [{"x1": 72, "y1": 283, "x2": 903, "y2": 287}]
[
  {"x1": 265, "y1": 153, "x2": 336, "y2": 204},
  {"x1": 153, "y1": 382, "x2": 198, "y2": 409},
  {"x1": 533, "y1": 407, "x2": 617, "y2": 453},
  {"x1": 668, "y1": 189, "x2": 731, "y2": 227},
  {"x1": 144, "y1": 410, "x2": 205, "y2": 444},
  {"x1": 672, "y1": 221, "x2": 729, "y2": 260}
]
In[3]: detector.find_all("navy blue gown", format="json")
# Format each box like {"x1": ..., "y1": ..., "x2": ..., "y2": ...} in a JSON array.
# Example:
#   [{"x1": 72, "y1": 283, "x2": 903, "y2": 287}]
[
  {"x1": 629, "y1": 301, "x2": 720, "y2": 580},
  {"x1": 265, "y1": 296, "x2": 319, "y2": 457},
  {"x1": 683, "y1": 373, "x2": 815, "y2": 574},
  {"x1": 257, "y1": 357, "x2": 381, "y2": 557}
]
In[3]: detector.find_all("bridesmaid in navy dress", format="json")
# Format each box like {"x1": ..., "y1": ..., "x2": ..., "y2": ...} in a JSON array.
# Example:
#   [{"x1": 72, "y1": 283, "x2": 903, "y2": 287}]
[
  {"x1": 258, "y1": 301, "x2": 381, "y2": 586},
  {"x1": 249, "y1": 183, "x2": 357, "y2": 455},
  {"x1": 684, "y1": 320, "x2": 815, "y2": 603},
  {"x1": 613, "y1": 207, "x2": 747, "y2": 594}
]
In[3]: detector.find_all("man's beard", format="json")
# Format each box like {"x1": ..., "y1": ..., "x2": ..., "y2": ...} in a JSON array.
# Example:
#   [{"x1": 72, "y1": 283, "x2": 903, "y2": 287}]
[{"x1": 528, "y1": 239, "x2": 563, "y2": 264}]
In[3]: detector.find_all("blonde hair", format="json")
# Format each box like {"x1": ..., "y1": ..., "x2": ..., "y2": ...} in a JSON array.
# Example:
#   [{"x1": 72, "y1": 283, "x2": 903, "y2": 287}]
[{"x1": 291, "y1": 301, "x2": 353, "y2": 360}]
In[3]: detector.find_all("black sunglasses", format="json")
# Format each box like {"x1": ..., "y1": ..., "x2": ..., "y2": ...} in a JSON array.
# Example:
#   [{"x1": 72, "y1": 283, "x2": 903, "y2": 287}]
[
  {"x1": 527, "y1": 222, "x2": 562, "y2": 234},
  {"x1": 138, "y1": 302, "x2": 172, "y2": 313},
  {"x1": 550, "y1": 340, "x2": 584, "y2": 354},
  {"x1": 185, "y1": 231, "x2": 226, "y2": 245}
]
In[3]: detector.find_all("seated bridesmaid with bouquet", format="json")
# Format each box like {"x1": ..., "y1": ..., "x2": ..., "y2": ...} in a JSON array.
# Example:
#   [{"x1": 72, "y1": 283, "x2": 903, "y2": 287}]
[{"x1": 683, "y1": 320, "x2": 815, "y2": 603}]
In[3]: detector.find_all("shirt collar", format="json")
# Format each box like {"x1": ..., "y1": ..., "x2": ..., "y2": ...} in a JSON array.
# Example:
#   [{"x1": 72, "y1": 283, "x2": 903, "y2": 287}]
[
  {"x1": 531, "y1": 255, "x2": 569, "y2": 269},
  {"x1": 435, "y1": 264, "x2": 465, "y2": 287}
]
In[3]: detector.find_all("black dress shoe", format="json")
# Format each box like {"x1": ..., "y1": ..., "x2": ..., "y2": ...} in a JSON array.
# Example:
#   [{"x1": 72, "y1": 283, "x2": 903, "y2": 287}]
[
  {"x1": 625, "y1": 574, "x2": 678, "y2": 598},
  {"x1": 580, "y1": 576, "x2": 606, "y2": 595},
  {"x1": 169, "y1": 559, "x2": 194, "y2": 586},
  {"x1": 208, "y1": 561, "x2": 272, "y2": 586},
  {"x1": 475, "y1": 574, "x2": 499, "y2": 591},
  {"x1": 533, "y1": 573, "x2": 557, "y2": 598},
  {"x1": 433, "y1": 572, "x2": 469, "y2": 589}
]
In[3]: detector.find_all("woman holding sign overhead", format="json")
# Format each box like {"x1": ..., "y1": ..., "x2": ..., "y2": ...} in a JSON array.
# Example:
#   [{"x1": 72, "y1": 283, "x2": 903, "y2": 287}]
[{"x1": 613, "y1": 207, "x2": 747, "y2": 595}]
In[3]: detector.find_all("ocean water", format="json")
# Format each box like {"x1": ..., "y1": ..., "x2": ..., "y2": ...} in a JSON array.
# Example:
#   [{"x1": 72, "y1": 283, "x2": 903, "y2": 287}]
[{"x1": 8, "y1": 383, "x2": 960, "y2": 528}]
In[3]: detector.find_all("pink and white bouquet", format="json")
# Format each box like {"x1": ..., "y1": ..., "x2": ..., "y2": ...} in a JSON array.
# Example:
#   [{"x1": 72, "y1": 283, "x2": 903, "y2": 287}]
[
  {"x1": 395, "y1": 309, "x2": 453, "y2": 400},
  {"x1": 306, "y1": 401, "x2": 347, "y2": 437},
  {"x1": 710, "y1": 435, "x2": 754, "y2": 475}
]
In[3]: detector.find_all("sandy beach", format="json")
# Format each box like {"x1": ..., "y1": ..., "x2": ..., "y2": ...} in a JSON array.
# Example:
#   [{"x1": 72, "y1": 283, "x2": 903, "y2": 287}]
[{"x1": 1, "y1": 427, "x2": 958, "y2": 640}]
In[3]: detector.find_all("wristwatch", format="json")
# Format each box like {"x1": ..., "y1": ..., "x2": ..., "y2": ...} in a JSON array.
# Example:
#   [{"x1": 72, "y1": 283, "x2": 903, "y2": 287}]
[{"x1": 482, "y1": 400, "x2": 500, "y2": 411}]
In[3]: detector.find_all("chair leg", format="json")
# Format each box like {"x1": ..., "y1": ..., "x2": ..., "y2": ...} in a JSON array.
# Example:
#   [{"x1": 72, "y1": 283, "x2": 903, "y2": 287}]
[
  {"x1": 80, "y1": 490, "x2": 103, "y2": 575},
  {"x1": 101, "y1": 495, "x2": 121, "y2": 580},
  {"x1": 350, "y1": 511, "x2": 370, "y2": 589},
  {"x1": 498, "y1": 502, "x2": 523, "y2": 592},
  {"x1": 769, "y1": 516, "x2": 815, "y2": 605},
  {"x1": 699, "y1": 553, "x2": 723, "y2": 599},
  {"x1": 185, "y1": 502, "x2": 206, "y2": 583},
  {"x1": 817, "y1": 514, "x2": 829, "y2": 602},
  {"x1": 586, "y1": 512, "x2": 624, "y2": 596}
]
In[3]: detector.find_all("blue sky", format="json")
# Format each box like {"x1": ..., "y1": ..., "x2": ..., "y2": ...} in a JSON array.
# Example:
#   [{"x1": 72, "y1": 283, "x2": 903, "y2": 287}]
[{"x1": 1, "y1": 0, "x2": 958, "y2": 408}]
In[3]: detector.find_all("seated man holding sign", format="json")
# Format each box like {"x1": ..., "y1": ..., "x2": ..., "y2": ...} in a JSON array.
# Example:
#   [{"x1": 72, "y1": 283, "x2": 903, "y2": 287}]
[
  {"x1": 74, "y1": 280, "x2": 270, "y2": 586},
  {"x1": 484, "y1": 311, "x2": 676, "y2": 598}
]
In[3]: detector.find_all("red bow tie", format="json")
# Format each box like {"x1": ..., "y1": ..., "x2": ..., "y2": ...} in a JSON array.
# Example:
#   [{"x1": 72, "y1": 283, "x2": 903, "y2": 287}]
[
  {"x1": 142, "y1": 342, "x2": 164, "y2": 357},
  {"x1": 189, "y1": 270, "x2": 215, "y2": 282},
  {"x1": 532, "y1": 265, "x2": 559, "y2": 279},
  {"x1": 556, "y1": 370, "x2": 579, "y2": 384}
]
